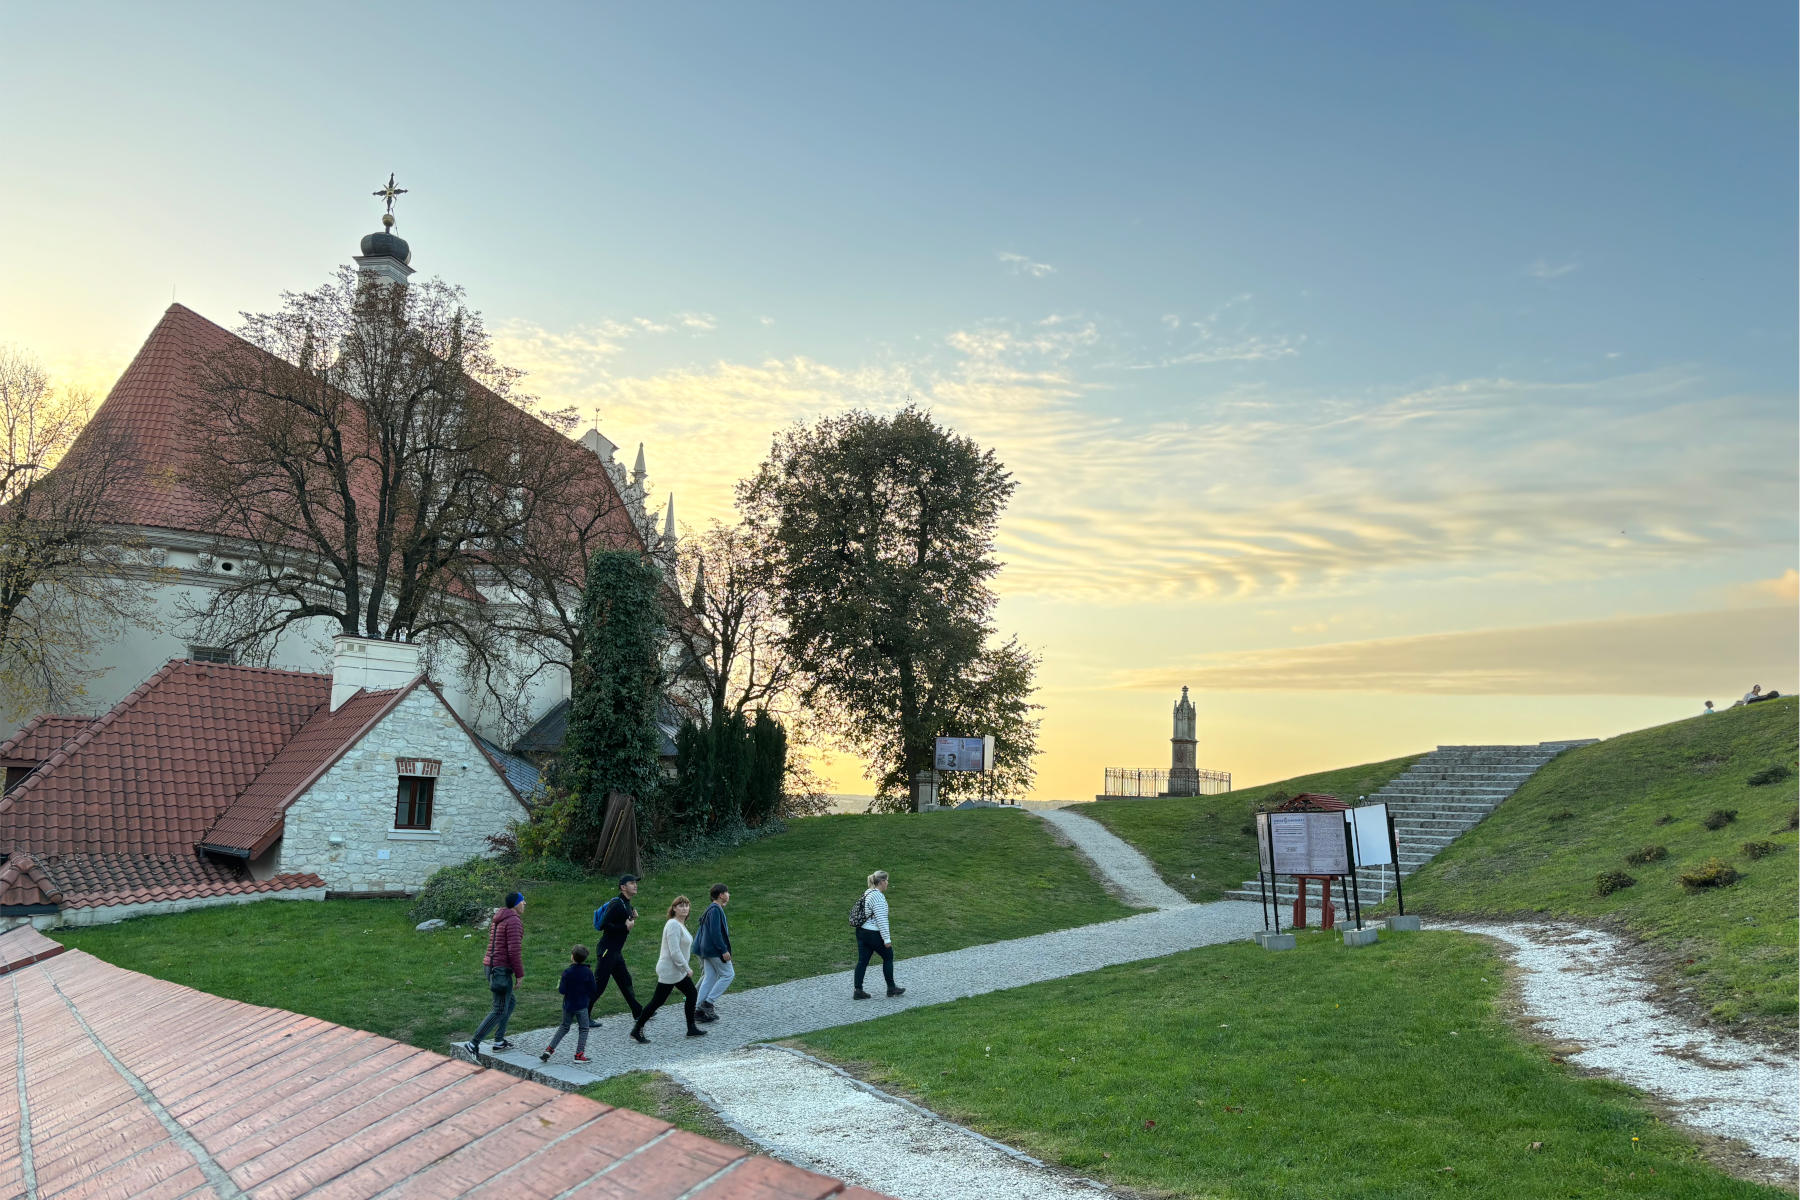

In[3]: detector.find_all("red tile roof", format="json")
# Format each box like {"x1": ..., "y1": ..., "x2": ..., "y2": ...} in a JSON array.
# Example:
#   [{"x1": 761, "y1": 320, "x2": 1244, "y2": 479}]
[
  {"x1": 0, "y1": 714, "x2": 92, "y2": 766},
  {"x1": 0, "y1": 660, "x2": 331, "y2": 858},
  {"x1": 35, "y1": 851, "x2": 324, "y2": 910},
  {"x1": 0, "y1": 853, "x2": 62, "y2": 908},
  {"x1": 0, "y1": 927, "x2": 886, "y2": 1199},
  {"x1": 202, "y1": 683, "x2": 415, "y2": 857},
  {"x1": 71, "y1": 303, "x2": 648, "y2": 561}
]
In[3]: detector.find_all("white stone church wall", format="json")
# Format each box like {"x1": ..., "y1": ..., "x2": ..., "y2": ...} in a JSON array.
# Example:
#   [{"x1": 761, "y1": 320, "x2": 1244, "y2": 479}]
[{"x1": 275, "y1": 687, "x2": 526, "y2": 892}]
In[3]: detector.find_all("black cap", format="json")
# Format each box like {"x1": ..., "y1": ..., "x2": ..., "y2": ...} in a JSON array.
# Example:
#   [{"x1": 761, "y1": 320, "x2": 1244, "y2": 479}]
[{"x1": 618, "y1": 873, "x2": 640, "y2": 886}]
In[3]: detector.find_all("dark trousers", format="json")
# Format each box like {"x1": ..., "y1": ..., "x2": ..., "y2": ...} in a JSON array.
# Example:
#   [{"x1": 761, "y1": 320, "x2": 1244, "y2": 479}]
[
  {"x1": 854, "y1": 927, "x2": 895, "y2": 991},
  {"x1": 546, "y1": 1006, "x2": 592, "y2": 1055},
  {"x1": 471, "y1": 970, "x2": 516, "y2": 1043},
  {"x1": 637, "y1": 976, "x2": 700, "y2": 1032},
  {"x1": 591, "y1": 947, "x2": 643, "y2": 1020}
]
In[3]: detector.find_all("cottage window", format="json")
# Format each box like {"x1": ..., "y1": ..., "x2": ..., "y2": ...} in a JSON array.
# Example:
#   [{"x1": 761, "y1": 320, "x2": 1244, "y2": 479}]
[
  {"x1": 189, "y1": 645, "x2": 235, "y2": 665},
  {"x1": 4, "y1": 766, "x2": 31, "y2": 793},
  {"x1": 395, "y1": 777, "x2": 435, "y2": 830}
]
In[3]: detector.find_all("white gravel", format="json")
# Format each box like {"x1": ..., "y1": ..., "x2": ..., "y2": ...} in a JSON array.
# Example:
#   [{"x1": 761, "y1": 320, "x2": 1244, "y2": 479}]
[
  {"x1": 1030, "y1": 808, "x2": 1191, "y2": 910},
  {"x1": 1445, "y1": 921, "x2": 1799, "y2": 1178},
  {"x1": 497, "y1": 900, "x2": 1263, "y2": 1080},
  {"x1": 673, "y1": 1046, "x2": 1111, "y2": 1200}
]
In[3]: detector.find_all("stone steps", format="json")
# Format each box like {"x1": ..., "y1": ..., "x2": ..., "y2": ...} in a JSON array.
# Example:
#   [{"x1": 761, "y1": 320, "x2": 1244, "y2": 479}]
[{"x1": 1223, "y1": 739, "x2": 1592, "y2": 908}]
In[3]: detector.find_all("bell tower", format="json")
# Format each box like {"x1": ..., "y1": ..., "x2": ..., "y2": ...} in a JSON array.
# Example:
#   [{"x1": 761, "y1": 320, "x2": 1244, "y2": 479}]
[{"x1": 1168, "y1": 686, "x2": 1199, "y2": 796}]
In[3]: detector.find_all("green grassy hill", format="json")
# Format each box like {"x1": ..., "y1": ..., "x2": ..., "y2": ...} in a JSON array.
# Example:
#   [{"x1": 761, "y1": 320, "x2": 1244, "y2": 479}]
[
  {"x1": 57, "y1": 808, "x2": 1134, "y2": 1049},
  {"x1": 1401, "y1": 698, "x2": 1798, "y2": 1039},
  {"x1": 1075, "y1": 755, "x2": 1421, "y2": 901}
]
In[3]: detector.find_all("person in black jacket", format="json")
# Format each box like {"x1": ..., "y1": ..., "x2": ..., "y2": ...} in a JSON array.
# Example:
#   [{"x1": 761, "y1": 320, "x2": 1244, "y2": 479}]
[
  {"x1": 590, "y1": 874, "x2": 645, "y2": 1023},
  {"x1": 541, "y1": 945, "x2": 599, "y2": 1062},
  {"x1": 693, "y1": 883, "x2": 733, "y2": 1022}
]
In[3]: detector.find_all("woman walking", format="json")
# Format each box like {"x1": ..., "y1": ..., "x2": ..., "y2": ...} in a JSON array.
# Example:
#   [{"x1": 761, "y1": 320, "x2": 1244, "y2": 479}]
[
  {"x1": 461, "y1": 891, "x2": 525, "y2": 1056},
  {"x1": 853, "y1": 870, "x2": 905, "y2": 1000},
  {"x1": 629, "y1": 896, "x2": 709, "y2": 1043}
]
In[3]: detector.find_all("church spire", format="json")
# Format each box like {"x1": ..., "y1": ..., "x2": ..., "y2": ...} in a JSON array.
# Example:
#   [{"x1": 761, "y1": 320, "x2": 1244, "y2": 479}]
[
  {"x1": 662, "y1": 494, "x2": 676, "y2": 544},
  {"x1": 354, "y1": 173, "x2": 414, "y2": 287}
]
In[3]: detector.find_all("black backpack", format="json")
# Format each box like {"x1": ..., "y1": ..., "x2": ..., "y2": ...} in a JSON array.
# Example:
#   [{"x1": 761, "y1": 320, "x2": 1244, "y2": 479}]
[{"x1": 848, "y1": 889, "x2": 874, "y2": 928}]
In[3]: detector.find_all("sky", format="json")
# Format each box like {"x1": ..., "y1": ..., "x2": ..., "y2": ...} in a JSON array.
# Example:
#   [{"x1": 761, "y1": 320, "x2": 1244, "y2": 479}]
[{"x1": 2, "y1": 2, "x2": 1795, "y2": 799}]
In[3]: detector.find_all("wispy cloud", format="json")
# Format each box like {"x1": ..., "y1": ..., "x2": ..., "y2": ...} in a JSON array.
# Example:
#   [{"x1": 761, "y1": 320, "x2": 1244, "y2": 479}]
[
  {"x1": 997, "y1": 251, "x2": 1056, "y2": 278},
  {"x1": 1114, "y1": 606, "x2": 1797, "y2": 696},
  {"x1": 1134, "y1": 295, "x2": 1301, "y2": 368},
  {"x1": 1526, "y1": 257, "x2": 1581, "y2": 280}
]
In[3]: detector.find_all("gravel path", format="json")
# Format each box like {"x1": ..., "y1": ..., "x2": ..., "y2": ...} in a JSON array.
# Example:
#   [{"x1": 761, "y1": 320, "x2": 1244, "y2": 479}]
[
  {"x1": 1446, "y1": 921, "x2": 1799, "y2": 1180},
  {"x1": 489, "y1": 900, "x2": 1262, "y2": 1082},
  {"x1": 1030, "y1": 808, "x2": 1190, "y2": 910},
  {"x1": 671, "y1": 1046, "x2": 1112, "y2": 1200}
]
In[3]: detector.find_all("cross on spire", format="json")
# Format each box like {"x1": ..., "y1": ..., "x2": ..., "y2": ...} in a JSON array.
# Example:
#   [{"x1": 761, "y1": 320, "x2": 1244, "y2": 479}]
[{"x1": 372, "y1": 173, "x2": 408, "y2": 219}]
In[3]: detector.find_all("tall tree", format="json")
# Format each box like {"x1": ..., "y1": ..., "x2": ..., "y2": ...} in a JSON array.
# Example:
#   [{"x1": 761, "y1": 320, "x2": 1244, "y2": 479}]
[
  {"x1": 183, "y1": 267, "x2": 594, "y2": 722},
  {"x1": 0, "y1": 348, "x2": 151, "y2": 717},
  {"x1": 740, "y1": 405, "x2": 1040, "y2": 809},
  {"x1": 561, "y1": 549, "x2": 666, "y2": 856}
]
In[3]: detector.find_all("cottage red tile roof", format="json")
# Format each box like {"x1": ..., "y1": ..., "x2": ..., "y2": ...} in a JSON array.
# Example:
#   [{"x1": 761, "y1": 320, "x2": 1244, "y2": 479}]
[
  {"x1": 202, "y1": 684, "x2": 414, "y2": 857},
  {"x1": 0, "y1": 660, "x2": 331, "y2": 858},
  {"x1": 0, "y1": 854, "x2": 62, "y2": 909},
  {"x1": 33, "y1": 851, "x2": 324, "y2": 910},
  {"x1": 0, "y1": 714, "x2": 92, "y2": 767},
  {"x1": 0, "y1": 927, "x2": 886, "y2": 1199}
]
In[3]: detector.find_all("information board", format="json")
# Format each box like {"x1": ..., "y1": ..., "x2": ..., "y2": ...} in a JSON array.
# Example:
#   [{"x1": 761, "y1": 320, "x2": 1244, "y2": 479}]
[
  {"x1": 934, "y1": 735, "x2": 995, "y2": 772},
  {"x1": 1257, "y1": 810, "x2": 1349, "y2": 876},
  {"x1": 1347, "y1": 803, "x2": 1394, "y2": 867}
]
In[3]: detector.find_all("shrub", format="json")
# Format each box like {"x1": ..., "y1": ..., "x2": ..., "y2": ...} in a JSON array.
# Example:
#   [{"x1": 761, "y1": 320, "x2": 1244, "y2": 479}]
[
  {"x1": 1678, "y1": 858, "x2": 1741, "y2": 890},
  {"x1": 409, "y1": 857, "x2": 516, "y2": 926},
  {"x1": 1594, "y1": 870, "x2": 1636, "y2": 897},
  {"x1": 1702, "y1": 809, "x2": 1738, "y2": 831},
  {"x1": 514, "y1": 787, "x2": 581, "y2": 862},
  {"x1": 1653, "y1": 814, "x2": 1676, "y2": 826},
  {"x1": 1740, "y1": 840, "x2": 1781, "y2": 861},
  {"x1": 1787, "y1": 808, "x2": 1799, "y2": 832},
  {"x1": 1547, "y1": 810, "x2": 1575, "y2": 822},
  {"x1": 1746, "y1": 764, "x2": 1793, "y2": 787},
  {"x1": 1624, "y1": 845, "x2": 1667, "y2": 866}
]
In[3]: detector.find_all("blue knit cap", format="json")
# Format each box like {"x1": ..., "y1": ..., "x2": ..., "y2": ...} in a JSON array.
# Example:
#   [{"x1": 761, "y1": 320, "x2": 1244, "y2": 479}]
[{"x1": 506, "y1": 891, "x2": 524, "y2": 907}]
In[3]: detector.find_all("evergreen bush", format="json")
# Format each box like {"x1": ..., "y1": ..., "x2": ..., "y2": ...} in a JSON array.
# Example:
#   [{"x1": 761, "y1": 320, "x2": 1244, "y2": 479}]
[
  {"x1": 1739, "y1": 840, "x2": 1780, "y2": 861},
  {"x1": 1746, "y1": 764, "x2": 1792, "y2": 787},
  {"x1": 1593, "y1": 870, "x2": 1636, "y2": 897},
  {"x1": 409, "y1": 857, "x2": 515, "y2": 926},
  {"x1": 1678, "y1": 857, "x2": 1741, "y2": 890},
  {"x1": 1701, "y1": 808, "x2": 1738, "y2": 831}
]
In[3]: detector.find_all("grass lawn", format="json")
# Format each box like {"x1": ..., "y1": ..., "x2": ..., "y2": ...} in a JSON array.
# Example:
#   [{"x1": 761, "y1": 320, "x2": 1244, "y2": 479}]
[
  {"x1": 1074, "y1": 755, "x2": 1421, "y2": 901},
  {"x1": 1400, "y1": 698, "x2": 1798, "y2": 1038},
  {"x1": 797, "y1": 931, "x2": 1783, "y2": 1200},
  {"x1": 579, "y1": 1072, "x2": 750, "y2": 1149},
  {"x1": 57, "y1": 809, "x2": 1134, "y2": 1050}
]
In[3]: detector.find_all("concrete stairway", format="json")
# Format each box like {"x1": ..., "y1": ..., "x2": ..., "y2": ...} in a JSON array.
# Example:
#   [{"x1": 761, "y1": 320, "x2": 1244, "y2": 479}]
[{"x1": 1222, "y1": 741, "x2": 1595, "y2": 911}]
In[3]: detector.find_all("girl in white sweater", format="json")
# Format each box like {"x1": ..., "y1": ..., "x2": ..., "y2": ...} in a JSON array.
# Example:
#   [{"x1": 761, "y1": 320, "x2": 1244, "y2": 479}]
[{"x1": 629, "y1": 896, "x2": 708, "y2": 1042}]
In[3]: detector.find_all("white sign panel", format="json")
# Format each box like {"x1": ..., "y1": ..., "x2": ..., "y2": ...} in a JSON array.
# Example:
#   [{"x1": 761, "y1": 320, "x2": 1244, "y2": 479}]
[
  {"x1": 1348, "y1": 803, "x2": 1394, "y2": 867},
  {"x1": 934, "y1": 736, "x2": 995, "y2": 772},
  {"x1": 1260, "y1": 810, "x2": 1349, "y2": 876}
]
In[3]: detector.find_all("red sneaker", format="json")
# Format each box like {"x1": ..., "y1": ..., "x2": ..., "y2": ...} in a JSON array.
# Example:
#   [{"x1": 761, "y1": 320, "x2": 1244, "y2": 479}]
[{"x1": 572, "y1": 1053, "x2": 591, "y2": 1063}]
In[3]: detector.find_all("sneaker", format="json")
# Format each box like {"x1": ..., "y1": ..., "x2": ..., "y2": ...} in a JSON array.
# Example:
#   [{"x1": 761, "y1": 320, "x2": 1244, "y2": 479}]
[
  {"x1": 573, "y1": 1053, "x2": 591, "y2": 1063},
  {"x1": 539, "y1": 1050, "x2": 551, "y2": 1063},
  {"x1": 887, "y1": 986, "x2": 906, "y2": 997},
  {"x1": 700, "y1": 1001, "x2": 717, "y2": 1016},
  {"x1": 630, "y1": 1026, "x2": 649, "y2": 1044},
  {"x1": 460, "y1": 1041, "x2": 479, "y2": 1058},
  {"x1": 491, "y1": 1039, "x2": 514, "y2": 1051},
  {"x1": 686, "y1": 1027, "x2": 709, "y2": 1038},
  {"x1": 852, "y1": 989, "x2": 872, "y2": 1000},
  {"x1": 696, "y1": 1009, "x2": 719, "y2": 1023}
]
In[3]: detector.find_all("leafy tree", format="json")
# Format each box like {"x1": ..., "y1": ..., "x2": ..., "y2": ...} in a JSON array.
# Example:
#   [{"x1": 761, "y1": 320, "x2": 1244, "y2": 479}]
[
  {"x1": 740, "y1": 405, "x2": 1039, "y2": 809},
  {"x1": 560, "y1": 549, "x2": 665, "y2": 857}
]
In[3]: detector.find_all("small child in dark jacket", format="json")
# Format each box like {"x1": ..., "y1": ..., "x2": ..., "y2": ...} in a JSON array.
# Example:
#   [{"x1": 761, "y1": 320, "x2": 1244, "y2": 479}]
[{"x1": 541, "y1": 945, "x2": 599, "y2": 1062}]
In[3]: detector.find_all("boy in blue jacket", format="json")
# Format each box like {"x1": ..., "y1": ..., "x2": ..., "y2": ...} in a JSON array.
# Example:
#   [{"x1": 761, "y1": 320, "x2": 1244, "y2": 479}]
[
  {"x1": 693, "y1": 883, "x2": 734, "y2": 1022},
  {"x1": 541, "y1": 945, "x2": 599, "y2": 1062}
]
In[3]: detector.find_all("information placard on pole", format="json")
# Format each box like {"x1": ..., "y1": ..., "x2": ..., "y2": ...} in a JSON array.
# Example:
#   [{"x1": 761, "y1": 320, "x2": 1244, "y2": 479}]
[
  {"x1": 1265, "y1": 811, "x2": 1349, "y2": 876},
  {"x1": 1348, "y1": 804, "x2": 1393, "y2": 867}
]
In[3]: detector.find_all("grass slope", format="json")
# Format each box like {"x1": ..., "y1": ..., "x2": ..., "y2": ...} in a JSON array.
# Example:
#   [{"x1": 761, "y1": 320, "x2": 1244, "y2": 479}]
[
  {"x1": 580, "y1": 1073, "x2": 751, "y2": 1149},
  {"x1": 799, "y1": 932, "x2": 1782, "y2": 1200},
  {"x1": 1401, "y1": 699, "x2": 1798, "y2": 1037},
  {"x1": 1076, "y1": 755, "x2": 1421, "y2": 900},
  {"x1": 58, "y1": 809, "x2": 1134, "y2": 1049}
]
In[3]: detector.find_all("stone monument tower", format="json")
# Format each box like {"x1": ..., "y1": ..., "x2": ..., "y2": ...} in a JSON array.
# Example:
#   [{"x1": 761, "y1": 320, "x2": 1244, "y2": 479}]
[{"x1": 1167, "y1": 686, "x2": 1199, "y2": 797}]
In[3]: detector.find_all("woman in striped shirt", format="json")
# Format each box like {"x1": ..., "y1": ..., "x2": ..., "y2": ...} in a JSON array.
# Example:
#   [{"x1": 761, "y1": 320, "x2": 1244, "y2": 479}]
[{"x1": 853, "y1": 869, "x2": 905, "y2": 999}]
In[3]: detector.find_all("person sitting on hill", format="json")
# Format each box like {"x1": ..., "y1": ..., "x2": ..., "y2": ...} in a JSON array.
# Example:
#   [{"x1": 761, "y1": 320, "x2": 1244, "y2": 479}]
[
  {"x1": 1703, "y1": 700, "x2": 1715, "y2": 715},
  {"x1": 1743, "y1": 684, "x2": 1781, "y2": 704}
]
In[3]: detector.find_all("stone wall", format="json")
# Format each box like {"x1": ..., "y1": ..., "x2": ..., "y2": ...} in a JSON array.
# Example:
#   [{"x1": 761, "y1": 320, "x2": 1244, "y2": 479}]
[
  {"x1": 275, "y1": 686, "x2": 526, "y2": 891},
  {"x1": 1, "y1": 886, "x2": 328, "y2": 931}
]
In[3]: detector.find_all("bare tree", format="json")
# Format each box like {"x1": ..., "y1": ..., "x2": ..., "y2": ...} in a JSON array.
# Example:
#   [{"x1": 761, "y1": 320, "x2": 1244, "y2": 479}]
[
  {"x1": 0, "y1": 348, "x2": 153, "y2": 717},
  {"x1": 182, "y1": 268, "x2": 603, "y2": 725},
  {"x1": 670, "y1": 519, "x2": 799, "y2": 728}
]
